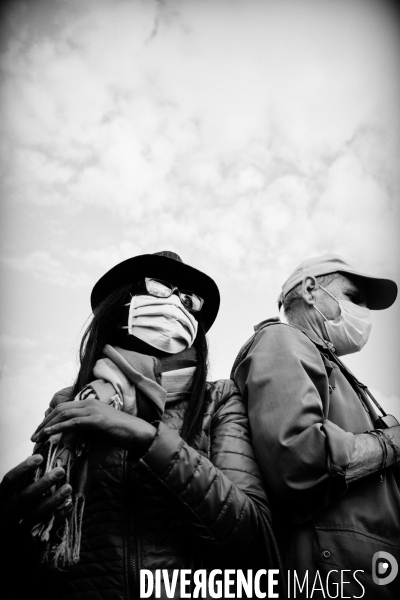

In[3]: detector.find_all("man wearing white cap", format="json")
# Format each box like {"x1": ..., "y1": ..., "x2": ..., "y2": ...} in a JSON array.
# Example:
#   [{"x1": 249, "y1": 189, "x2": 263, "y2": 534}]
[{"x1": 232, "y1": 254, "x2": 400, "y2": 599}]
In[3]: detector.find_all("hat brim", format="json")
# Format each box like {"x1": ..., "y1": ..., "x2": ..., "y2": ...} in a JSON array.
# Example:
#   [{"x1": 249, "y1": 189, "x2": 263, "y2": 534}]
[
  {"x1": 342, "y1": 270, "x2": 398, "y2": 310},
  {"x1": 90, "y1": 254, "x2": 220, "y2": 332}
]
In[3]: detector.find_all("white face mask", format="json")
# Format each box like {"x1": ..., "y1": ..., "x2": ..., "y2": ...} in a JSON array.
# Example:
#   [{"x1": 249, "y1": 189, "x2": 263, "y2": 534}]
[
  {"x1": 122, "y1": 294, "x2": 198, "y2": 354},
  {"x1": 314, "y1": 284, "x2": 372, "y2": 356}
]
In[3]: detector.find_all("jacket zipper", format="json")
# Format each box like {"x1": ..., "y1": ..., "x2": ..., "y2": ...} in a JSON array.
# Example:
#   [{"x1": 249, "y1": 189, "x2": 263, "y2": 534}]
[
  {"x1": 130, "y1": 472, "x2": 139, "y2": 595},
  {"x1": 125, "y1": 452, "x2": 140, "y2": 599}
]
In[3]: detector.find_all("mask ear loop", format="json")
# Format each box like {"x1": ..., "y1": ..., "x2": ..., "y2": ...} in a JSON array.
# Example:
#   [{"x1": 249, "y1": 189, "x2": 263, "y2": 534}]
[
  {"x1": 122, "y1": 292, "x2": 134, "y2": 308},
  {"x1": 122, "y1": 294, "x2": 135, "y2": 333},
  {"x1": 313, "y1": 304, "x2": 329, "y2": 322},
  {"x1": 310, "y1": 280, "x2": 337, "y2": 352},
  {"x1": 312, "y1": 281, "x2": 339, "y2": 322},
  {"x1": 318, "y1": 283, "x2": 339, "y2": 304},
  {"x1": 307, "y1": 277, "x2": 328, "y2": 322}
]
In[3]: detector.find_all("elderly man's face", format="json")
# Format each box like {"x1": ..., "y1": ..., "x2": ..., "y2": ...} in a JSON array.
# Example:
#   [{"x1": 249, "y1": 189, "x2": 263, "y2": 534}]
[{"x1": 315, "y1": 274, "x2": 367, "y2": 321}]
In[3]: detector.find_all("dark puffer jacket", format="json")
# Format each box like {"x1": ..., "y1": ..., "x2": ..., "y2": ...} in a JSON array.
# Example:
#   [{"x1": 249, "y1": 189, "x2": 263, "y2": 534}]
[{"x1": 35, "y1": 378, "x2": 279, "y2": 600}]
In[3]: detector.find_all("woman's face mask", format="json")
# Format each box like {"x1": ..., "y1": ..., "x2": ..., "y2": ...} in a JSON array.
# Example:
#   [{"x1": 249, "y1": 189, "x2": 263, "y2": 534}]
[
  {"x1": 314, "y1": 284, "x2": 372, "y2": 356},
  {"x1": 122, "y1": 294, "x2": 198, "y2": 354}
]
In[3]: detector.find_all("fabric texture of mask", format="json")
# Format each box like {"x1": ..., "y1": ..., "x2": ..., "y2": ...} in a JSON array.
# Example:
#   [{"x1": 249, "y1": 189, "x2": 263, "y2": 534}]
[
  {"x1": 123, "y1": 294, "x2": 198, "y2": 354},
  {"x1": 314, "y1": 285, "x2": 372, "y2": 356}
]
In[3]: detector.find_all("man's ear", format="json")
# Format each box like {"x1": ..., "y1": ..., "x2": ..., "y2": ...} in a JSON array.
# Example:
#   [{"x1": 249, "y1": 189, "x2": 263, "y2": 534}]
[{"x1": 301, "y1": 276, "x2": 318, "y2": 306}]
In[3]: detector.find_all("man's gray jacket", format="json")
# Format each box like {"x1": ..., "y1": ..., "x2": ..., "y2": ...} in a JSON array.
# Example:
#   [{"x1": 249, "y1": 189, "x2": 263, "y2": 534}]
[{"x1": 233, "y1": 320, "x2": 400, "y2": 599}]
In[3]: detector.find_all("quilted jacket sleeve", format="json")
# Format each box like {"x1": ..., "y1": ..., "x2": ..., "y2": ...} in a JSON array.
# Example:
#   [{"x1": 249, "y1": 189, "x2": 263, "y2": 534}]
[{"x1": 135, "y1": 379, "x2": 276, "y2": 565}]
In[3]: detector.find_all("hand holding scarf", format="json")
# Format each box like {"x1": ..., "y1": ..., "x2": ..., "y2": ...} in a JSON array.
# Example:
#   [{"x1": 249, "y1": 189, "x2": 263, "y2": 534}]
[
  {"x1": 29, "y1": 345, "x2": 167, "y2": 570},
  {"x1": 32, "y1": 398, "x2": 157, "y2": 450}
]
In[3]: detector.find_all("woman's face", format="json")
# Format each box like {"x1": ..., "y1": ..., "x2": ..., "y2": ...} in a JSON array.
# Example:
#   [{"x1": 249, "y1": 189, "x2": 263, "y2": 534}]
[
  {"x1": 132, "y1": 277, "x2": 204, "y2": 314},
  {"x1": 116, "y1": 276, "x2": 201, "y2": 355}
]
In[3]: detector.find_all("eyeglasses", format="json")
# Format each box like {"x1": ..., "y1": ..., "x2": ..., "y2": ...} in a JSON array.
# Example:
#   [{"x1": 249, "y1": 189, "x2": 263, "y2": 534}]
[{"x1": 141, "y1": 278, "x2": 204, "y2": 312}]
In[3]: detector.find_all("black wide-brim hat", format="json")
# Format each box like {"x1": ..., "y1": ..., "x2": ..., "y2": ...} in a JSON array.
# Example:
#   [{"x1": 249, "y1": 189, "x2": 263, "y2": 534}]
[{"x1": 90, "y1": 250, "x2": 220, "y2": 332}]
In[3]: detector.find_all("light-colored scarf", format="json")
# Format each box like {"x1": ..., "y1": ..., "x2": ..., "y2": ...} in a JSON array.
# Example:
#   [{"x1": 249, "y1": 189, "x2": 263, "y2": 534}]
[{"x1": 31, "y1": 345, "x2": 167, "y2": 570}]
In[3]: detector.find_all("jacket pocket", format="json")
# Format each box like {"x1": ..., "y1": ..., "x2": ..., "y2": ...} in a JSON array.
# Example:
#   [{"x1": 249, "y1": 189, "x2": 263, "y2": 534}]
[{"x1": 314, "y1": 526, "x2": 400, "y2": 599}]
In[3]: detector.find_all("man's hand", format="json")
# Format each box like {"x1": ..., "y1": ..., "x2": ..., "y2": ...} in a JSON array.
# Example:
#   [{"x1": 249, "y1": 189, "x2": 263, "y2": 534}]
[
  {"x1": 347, "y1": 425, "x2": 400, "y2": 483},
  {"x1": 0, "y1": 455, "x2": 72, "y2": 534},
  {"x1": 31, "y1": 399, "x2": 157, "y2": 452}
]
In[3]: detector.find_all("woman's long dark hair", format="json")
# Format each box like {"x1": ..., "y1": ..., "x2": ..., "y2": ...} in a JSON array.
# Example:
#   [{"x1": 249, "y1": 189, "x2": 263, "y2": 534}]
[
  {"x1": 72, "y1": 284, "x2": 209, "y2": 447},
  {"x1": 180, "y1": 321, "x2": 208, "y2": 445},
  {"x1": 72, "y1": 284, "x2": 132, "y2": 397}
]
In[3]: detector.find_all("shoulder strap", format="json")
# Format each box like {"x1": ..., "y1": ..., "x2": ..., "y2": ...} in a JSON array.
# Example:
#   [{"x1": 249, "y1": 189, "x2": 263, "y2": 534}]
[
  {"x1": 232, "y1": 320, "x2": 398, "y2": 429},
  {"x1": 300, "y1": 329, "x2": 399, "y2": 428},
  {"x1": 327, "y1": 348, "x2": 388, "y2": 426}
]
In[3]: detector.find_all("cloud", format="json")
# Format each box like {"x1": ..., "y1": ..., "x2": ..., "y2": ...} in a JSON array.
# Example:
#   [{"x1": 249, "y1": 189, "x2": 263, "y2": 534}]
[
  {"x1": 0, "y1": 333, "x2": 38, "y2": 350},
  {"x1": 1, "y1": 251, "x2": 90, "y2": 287},
  {"x1": 0, "y1": 0, "x2": 399, "y2": 479},
  {"x1": 1, "y1": 0, "x2": 399, "y2": 204},
  {"x1": 1, "y1": 1, "x2": 398, "y2": 290},
  {"x1": 0, "y1": 351, "x2": 77, "y2": 478}
]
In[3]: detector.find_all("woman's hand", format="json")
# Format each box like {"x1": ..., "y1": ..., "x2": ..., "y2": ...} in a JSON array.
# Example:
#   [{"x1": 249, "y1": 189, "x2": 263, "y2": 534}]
[
  {"x1": 0, "y1": 455, "x2": 72, "y2": 535},
  {"x1": 31, "y1": 399, "x2": 157, "y2": 452}
]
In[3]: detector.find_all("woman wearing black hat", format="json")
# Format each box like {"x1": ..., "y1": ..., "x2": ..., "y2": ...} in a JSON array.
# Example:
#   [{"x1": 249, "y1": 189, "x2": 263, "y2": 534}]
[{"x1": 1, "y1": 251, "x2": 281, "y2": 600}]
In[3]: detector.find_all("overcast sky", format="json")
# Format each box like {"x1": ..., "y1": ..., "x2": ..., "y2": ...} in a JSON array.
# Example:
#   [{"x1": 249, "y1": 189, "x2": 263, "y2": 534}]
[{"x1": 1, "y1": 0, "x2": 399, "y2": 477}]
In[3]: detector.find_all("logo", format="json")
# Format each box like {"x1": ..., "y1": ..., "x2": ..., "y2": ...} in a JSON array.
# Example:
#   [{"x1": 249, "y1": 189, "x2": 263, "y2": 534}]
[{"x1": 372, "y1": 551, "x2": 398, "y2": 586}]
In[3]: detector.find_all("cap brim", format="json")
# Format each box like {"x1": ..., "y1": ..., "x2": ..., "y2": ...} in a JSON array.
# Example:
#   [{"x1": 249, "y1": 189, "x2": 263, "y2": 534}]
[
  {"x1": 345, "y1": 272, "x2": 398, "y2": 310},
  {"x1": 90, "y1": 254, "x2": 220, "y2": 332}
]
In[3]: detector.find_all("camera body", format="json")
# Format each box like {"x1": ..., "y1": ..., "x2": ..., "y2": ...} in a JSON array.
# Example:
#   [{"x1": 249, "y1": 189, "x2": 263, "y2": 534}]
[{"x1": 374, "y1": 414, "x2": 399, "y2": 429}]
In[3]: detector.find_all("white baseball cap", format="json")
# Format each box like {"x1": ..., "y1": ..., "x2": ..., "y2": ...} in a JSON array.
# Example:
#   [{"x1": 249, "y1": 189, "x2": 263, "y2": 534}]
[{"x1": 281, "y1": 253, "x2": 397, "y2": 310}]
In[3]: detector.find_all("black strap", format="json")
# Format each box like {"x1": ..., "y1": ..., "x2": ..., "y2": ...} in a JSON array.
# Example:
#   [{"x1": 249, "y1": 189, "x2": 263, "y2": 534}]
[
  {"x1": 311, "y1": 340, "x2": 399, "y2": 428},
  {"x1": 232, "y1": 320, "x2": 397, "y2": 428},
  {"x1": 322, "y1": 345, "x2": 387, "y2": 418},
  {"x1": 293, "y1": 326, "x2": 386, "y2": 423}
]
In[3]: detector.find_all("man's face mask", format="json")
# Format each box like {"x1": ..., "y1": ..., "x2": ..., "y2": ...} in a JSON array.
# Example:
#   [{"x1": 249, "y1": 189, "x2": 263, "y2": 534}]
[
  {"x1": 122, "y1": 293, "x2": 198, "y2": 354},
  {"x1": 313, "y1": 283, "x2": 372, "y2": 356}
]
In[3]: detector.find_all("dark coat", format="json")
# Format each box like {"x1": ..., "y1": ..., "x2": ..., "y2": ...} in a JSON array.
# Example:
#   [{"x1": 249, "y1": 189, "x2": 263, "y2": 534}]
[
  {"x1": 18, "y1": 378, "x2": 279, "y2": 600},
  {"x1": 233, "y1": 320, "x2": 400, "y2": 600}
]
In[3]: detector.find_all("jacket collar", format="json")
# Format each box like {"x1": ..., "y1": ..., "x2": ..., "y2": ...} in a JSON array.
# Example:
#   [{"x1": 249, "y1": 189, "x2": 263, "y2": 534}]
[
  {"x1": 253, "y1": 317, "x2": 280, "y2": 332},
  {"x1": 253, "y1": 318, "x2": 332, "y2": 352},
  {"x1": 291, "y1": 324, "x2": 333, "y2": 352}
]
